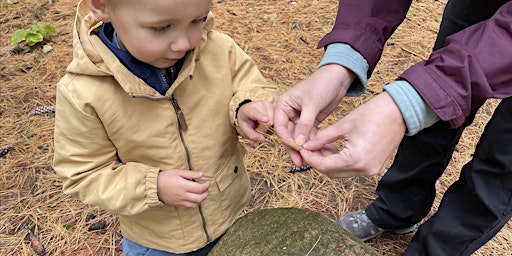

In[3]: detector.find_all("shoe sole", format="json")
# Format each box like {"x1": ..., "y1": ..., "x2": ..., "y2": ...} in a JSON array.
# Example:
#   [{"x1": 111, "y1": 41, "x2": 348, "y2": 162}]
[
  {"x1": 360, "y1": 224, "x2": 417, "y2": 242},
  {"x1": 390, "y1": 224, "x2": 417, "y2": 235}
]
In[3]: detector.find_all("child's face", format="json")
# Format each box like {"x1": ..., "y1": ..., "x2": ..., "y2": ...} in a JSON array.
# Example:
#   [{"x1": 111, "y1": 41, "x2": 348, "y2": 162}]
[{"x1": 104, "y1": 0, "x2": 211, "y2": 68}]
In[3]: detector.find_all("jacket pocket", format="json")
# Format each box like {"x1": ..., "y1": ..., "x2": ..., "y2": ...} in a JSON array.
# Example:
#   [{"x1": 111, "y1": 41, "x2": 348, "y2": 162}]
[
  {"x1": 217, "y1": 163, "x2": 250, "y2": 215},
  {"x1": 200, "y1": 160, "x2": 251, "y2": 236},
  {"x1": 120, "y1": 205, "x2": 185, "y2": 241},
  {"x1": 216, "y1": 164, "x2": 251, "y2": 201}
]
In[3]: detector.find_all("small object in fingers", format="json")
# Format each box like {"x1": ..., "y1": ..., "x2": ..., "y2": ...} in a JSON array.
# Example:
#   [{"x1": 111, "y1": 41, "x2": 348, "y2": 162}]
[{"x1": 258, "y1": 127, "x2": 304, "y2": 151}]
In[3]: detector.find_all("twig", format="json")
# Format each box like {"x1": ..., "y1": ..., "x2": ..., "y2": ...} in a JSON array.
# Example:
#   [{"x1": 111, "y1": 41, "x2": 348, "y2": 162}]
[
  {"x1": 305, "y1": 235, "x2": 321, "y2": 256},
  {"x1": 0, "y1": 45, "x2": 25, "y2": 57},
  {"x1": 258, "y1": 127, "x2": 304, "y2": 151}
]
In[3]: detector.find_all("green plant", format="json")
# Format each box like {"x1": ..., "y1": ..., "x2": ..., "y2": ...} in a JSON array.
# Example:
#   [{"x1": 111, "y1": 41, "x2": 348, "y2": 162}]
[{"x1": 11, "y1": 22, "x2": 57, "y2": 46}]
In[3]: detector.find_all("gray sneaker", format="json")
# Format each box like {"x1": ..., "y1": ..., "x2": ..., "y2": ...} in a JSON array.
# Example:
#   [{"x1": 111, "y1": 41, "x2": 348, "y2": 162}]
[{"x1": 336, "y1": 210, "x2": 416, "y2": 241}]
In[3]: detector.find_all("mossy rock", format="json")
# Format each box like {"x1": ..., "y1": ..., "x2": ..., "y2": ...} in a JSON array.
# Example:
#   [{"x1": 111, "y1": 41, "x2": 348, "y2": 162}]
[{"x1": 209, "y1": 207, "x2": 380, "y2": 256}]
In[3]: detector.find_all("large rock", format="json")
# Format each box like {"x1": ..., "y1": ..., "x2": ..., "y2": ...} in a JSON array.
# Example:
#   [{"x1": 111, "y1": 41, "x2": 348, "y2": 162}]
[{"x1": 209, "y1": 208, "x2": 380, "y2": 256}]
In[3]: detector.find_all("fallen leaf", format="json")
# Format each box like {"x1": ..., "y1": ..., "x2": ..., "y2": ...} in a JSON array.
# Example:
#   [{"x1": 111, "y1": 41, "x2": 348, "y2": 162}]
[
  {"x1": 88, "y1": 220, "x2": 106, "y2": 231},
  {"x1": 25, "y1": 232, "x2": 45, "y2": 255},
  {"x1": 42, "y1": 44, "x2": 53, "y2": 53}
]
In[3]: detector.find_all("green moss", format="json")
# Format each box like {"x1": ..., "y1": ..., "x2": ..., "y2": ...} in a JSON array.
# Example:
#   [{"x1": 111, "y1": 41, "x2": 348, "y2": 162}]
[{"x1": 209, "y1": 208, "x2": 380, "y2": 256}]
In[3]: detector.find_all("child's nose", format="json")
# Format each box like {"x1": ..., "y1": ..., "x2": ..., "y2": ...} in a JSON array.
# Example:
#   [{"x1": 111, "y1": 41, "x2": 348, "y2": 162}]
[{"x1": 170, "y1": 34, "x2": 191, "y2": 52}]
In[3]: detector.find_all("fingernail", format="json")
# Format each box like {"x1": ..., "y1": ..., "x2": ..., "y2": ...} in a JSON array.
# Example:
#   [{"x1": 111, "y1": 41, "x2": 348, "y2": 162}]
[{"x1": 295, "y1": 134, "x2": 306, "y2": 145}]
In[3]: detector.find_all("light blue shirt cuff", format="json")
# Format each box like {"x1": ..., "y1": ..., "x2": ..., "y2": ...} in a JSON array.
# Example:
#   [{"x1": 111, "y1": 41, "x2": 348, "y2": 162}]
[
  {"x1": 384, "y1": 80, "x2": 440, "y2": 136},
  {"x1": 319, "y1": 43, "x2": 369, "y2": 96}
]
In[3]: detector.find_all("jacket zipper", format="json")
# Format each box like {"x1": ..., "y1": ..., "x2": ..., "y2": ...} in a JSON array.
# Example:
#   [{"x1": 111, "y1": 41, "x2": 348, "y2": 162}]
[
  {"x1": 159, "y1": 67, "x2": 172, "y2": 93},
  {"x1": 170, "y1": 95, "x2": 211, "y2": 243}
]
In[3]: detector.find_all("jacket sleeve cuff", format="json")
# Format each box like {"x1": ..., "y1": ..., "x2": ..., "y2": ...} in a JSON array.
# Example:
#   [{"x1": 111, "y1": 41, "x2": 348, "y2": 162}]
[
  {"x1": 146, "y1": 168, "x2": 164, "y2": 207},
  {"x1": 319, "y1": 43, "x2": 369, "y2": 96},
  {"x1": 384, "y1": 80, "x2": 439, "y2": 136}
]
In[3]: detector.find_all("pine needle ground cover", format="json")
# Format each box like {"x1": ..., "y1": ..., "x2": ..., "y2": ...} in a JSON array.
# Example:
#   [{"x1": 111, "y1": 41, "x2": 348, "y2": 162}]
[{"x1": 1, "y1": 0, "x2": 509, "y2": 255}]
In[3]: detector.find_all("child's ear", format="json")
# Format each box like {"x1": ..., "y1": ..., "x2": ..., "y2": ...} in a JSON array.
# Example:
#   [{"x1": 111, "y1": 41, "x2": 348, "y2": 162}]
[{"x1": 86, "y1": 0, "x2": 112, "y2": 22}]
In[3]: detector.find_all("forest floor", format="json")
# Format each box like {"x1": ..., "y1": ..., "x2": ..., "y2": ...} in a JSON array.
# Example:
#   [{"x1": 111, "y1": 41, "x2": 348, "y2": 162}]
[{"x1": 1, "y1": 0, "x2": 509, "y2": 255}]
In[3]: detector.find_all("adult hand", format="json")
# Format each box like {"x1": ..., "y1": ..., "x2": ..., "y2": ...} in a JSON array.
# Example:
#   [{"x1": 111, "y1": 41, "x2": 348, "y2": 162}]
[
  {"x1": 301, "y1": 92, "x2": 406, "y2": 178},
  {"x1": 157, "y1": 169, "x2": 210, "y2": 208},
  {"x1": 274, "y1": 64, "x2": 355, "y2": 166}
]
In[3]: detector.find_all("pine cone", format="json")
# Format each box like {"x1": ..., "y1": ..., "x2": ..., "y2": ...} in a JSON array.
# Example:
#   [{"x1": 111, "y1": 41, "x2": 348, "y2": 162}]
[
  {"x1": 29, "y1": 106, "x2": 55, "y2": 116},
  {"x1": 0, "y1": 144, "x2": 14, "y2": 158}
]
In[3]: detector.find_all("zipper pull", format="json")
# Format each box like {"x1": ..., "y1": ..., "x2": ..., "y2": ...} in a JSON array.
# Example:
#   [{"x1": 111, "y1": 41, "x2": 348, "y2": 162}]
[
  {"x1": 177, "y1": 109, "x2": 188, "y2": 131},
  {"x1": 172, "y1": 95, "x2": 188, "y2": 131}
]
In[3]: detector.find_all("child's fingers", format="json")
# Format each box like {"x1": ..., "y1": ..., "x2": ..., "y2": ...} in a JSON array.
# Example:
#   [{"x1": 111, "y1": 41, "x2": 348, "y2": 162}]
[{"x1": 177, "y1": 170, "x2": 203, "y2": 180}]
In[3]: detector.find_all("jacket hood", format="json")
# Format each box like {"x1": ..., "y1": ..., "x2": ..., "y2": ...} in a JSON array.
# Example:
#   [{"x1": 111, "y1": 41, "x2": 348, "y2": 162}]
[{"x1": 66, "y1": 0, "x2": 214, "y2": 97}]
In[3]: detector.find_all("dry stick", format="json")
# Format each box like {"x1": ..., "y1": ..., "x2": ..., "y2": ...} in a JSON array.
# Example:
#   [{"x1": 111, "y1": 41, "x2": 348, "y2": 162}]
[
  {"x1": 0, "y1": 45, "x2": 23, "y2": 57},
  {"x1": 258, "y1": 127, "x2": 312, "y2": 173},
  {"x1": 305, "y1": 235, "x2": 321, "y2": 256},
  {"x1": 258, "y1": 126, "x2": 304, "y2": 151},
  {"x1": 400, "y1": 46, "x2": 425, "y2": 59}
]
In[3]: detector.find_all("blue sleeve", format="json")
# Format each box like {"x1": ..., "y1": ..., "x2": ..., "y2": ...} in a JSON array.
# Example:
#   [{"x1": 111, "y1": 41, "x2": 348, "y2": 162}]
[
  {"x1": 318, "y1": 43, "x2": 369, "y2": 96},
  {"x1": 384, "y1": 80, "x2": 440, "y2": 136}
]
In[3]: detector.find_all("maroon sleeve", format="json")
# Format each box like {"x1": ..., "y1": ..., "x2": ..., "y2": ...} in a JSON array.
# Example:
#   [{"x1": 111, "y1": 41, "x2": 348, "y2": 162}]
[
  {"x1": 400, "y1": 2, "x2": 512, "y2": 128},
  {"x1": 318, "y1": 0, "x2": 412, "y2": 74}
]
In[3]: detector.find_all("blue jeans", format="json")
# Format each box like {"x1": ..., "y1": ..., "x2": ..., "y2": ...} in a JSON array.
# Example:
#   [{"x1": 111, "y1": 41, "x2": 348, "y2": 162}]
[{"x1": 122, "y1": 237, "x2": 219, "y2": 256}]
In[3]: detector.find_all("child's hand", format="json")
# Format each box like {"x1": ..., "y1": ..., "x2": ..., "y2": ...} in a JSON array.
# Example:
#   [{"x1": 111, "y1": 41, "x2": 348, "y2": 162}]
[
  {"x1": 157, "y1": 169, "x2": 210, "y2": 208},
  {"x1": 237, "y1": 101, "x2": 275, "y2": 141}
]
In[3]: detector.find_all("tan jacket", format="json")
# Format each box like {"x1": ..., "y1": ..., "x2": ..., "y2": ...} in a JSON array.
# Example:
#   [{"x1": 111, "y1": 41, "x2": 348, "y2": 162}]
[{"x1": 53, "y1": 2, "x2": 277, "y2": 253}]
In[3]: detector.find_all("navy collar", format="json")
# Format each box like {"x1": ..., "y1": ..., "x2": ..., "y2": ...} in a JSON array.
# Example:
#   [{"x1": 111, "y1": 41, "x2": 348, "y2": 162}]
[{"x1": 97, "y1": 23, "x2": 184, "y2": 95}]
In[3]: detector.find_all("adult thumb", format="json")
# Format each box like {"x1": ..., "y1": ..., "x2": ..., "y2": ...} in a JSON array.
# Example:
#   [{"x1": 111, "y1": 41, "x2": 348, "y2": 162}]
[
  {"x1": 303, "y1": 122, "x2": 345, "y2": 151},
  {"x1": 293, "y1": 107, "x2": 319, "y2": 145}
]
